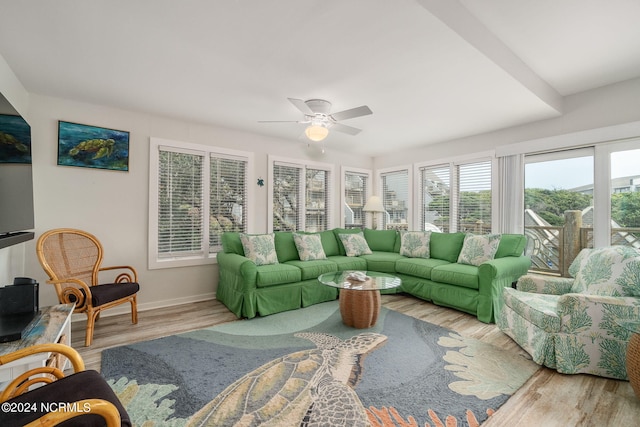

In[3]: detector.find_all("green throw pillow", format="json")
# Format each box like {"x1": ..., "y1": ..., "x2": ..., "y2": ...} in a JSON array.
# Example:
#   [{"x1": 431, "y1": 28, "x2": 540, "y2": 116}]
[
  {"x1": 457, "y1": 234, "x2": 502, "y2": 266},
  {"x1": 239, "y1": 233, "x2": 279, "y2": 265},
  {"x1": 338, "y1": 232, "x2": 372, "y2": 257},
  {"x1": 293, "y1": 233, "x2": 327, "y2": 261},
  {"x1": 399, "y1": 231, "x2": 431, "y2": 258}
]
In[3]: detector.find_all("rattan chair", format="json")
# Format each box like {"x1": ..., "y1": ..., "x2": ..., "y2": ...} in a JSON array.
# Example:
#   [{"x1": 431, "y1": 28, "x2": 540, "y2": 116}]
[
  {"x1": 36, "y1": 228, "x2": 140, "y2": 346},
  {"x1": 0, "y1": 343, "x2": 130, "y2": 426}
]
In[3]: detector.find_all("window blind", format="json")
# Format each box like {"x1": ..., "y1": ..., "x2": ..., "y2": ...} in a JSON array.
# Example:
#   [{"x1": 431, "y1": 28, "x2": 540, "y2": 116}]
[
  {"x1": 306, "y1": 168, "x2": 330, "y2": 232},
  {"x1": 420, "y1": 165, "x2": 450, "y2": 232},
  {"x1": 381, "y1": 170, "x2": 409, "y2": 230},
  {"x1": 273, "y1": 163, "x2": 302, "y2": 231},
  {"x1": 210, "y1": 155, "x2": 248, "y2": 252},
  {"x1": 457, "y1": 161, "x2": 492, "y2": 234},
  {"x1": 158, "y1": 149, "x2": 205, "y2": 257},
  {"x1": 344, "y1": 171, "x2": 368, "y2": 227}
]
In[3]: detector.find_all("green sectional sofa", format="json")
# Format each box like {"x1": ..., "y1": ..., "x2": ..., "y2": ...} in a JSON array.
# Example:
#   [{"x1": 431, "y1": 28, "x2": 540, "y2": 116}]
[{"x1": 216, "y1": 228, "x2": 531, "y2": 323}]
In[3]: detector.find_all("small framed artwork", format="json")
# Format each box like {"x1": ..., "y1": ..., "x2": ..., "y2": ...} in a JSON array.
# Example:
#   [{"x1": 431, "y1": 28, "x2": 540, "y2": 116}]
[
  {"x1": 57, "y1": 121, "x2": 130, "y2": 171},
  {"x1": 0, "y1": 114, "x2": 31, "y2": 164}
]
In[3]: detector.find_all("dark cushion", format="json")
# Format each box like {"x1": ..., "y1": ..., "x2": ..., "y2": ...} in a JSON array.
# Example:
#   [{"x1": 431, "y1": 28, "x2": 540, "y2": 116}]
[
  {"x1": 0, "y1": 370, "x2": 131, "y2": 427},
  {"x1": 90, "y1": 282, "x2": 139, "y2": 306}
]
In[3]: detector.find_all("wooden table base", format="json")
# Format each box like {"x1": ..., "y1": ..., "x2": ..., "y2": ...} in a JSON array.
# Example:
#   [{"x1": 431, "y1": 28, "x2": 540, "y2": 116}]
[{"x1": 339, "y1": 289, "x2": 381, "y2": 329}]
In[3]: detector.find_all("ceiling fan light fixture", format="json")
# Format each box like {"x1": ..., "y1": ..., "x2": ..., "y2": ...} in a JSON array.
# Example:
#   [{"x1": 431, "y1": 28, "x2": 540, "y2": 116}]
[{"x1": 304, "y1": 124, "x2": 329, "y2": 142}]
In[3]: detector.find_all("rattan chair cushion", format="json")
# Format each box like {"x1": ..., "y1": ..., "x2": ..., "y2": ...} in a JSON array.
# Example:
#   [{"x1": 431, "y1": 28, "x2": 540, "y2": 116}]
[
  {"x1": 0, "y1": 370, "x2": 131, "y2": 427},
  {"x1": 86, "y1": 282, "x2": 140, "y2": 307}
]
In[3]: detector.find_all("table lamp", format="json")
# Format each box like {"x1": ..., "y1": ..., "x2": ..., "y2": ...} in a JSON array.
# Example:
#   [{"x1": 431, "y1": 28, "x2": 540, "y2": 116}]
[{"x1": 363, "y1": 195, "x2": 385, "y2": 230}]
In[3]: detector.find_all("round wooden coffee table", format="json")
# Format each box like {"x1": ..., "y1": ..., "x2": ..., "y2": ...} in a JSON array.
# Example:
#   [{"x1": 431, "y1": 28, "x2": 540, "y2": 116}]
[
  {"x1": 318, "y1": 271, "x2": 401, "y2": 329},
  {"x1": 616, "y1": 319, "x2": 640, "y2": 399}
]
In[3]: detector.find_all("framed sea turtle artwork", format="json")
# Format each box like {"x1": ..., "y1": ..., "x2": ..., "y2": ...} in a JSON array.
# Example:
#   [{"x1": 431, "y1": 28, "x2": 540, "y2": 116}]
[
  {"x1": 0, "y1": 114, "x2": 31, "y2": 164},
  {"x1": 57, "y1": 121, "x2": 130, "y2": 171}
]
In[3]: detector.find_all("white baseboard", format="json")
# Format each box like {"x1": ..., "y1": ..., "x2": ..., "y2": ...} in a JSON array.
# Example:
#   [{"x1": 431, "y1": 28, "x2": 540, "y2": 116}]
[{"x1": 70, "y1": 292, "x2": 217, "y2": 323}]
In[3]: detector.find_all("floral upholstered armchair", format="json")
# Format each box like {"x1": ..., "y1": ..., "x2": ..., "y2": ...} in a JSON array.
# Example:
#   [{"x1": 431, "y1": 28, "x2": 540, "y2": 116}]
[{"x1": 497, "y1": 246, "x2": 640, "y2": 380}]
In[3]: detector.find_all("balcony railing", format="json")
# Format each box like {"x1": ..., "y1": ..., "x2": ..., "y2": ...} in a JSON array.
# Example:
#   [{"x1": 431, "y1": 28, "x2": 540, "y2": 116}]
[{"x1": 525, "y1": 223, "x2": 640, "y2": 276}]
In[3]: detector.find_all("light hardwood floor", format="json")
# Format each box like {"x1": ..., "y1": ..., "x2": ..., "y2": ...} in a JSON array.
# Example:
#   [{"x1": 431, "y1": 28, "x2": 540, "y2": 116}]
[{"x1": 71, "y1": 295, "x2": 640, "y2": 426}]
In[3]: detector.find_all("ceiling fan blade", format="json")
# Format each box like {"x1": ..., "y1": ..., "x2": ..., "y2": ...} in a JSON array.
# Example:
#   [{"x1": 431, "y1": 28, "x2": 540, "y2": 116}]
[
  {"x1": 288, "y1": 98, "x2": 314, "y2": 115},
  {"x1": 330, "y1": 105, "x2": 372, "y2": 122},
  {"x1": 331, "y1": 122, "x2": 362, "y2": 136}
]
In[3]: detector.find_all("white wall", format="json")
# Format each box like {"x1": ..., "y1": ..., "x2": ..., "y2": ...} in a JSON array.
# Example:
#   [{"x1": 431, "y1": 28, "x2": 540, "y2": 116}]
[
  {"x1": 22, "y1": 94, "x2": 373, "y2": 312},
  {"x1": 374, "y1": 77, "x2": 640, "y2": 168}
]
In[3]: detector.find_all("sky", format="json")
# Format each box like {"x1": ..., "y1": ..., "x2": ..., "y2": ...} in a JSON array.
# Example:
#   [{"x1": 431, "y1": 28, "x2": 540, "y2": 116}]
[{"x1": 525, "y1": 149, "x2": 640, "y2": 190}]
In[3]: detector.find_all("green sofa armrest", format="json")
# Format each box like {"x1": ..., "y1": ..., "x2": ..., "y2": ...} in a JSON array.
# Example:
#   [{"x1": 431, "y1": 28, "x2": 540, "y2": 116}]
[
  {"x1": 217, "y1": 252, "x2": 258, "y2": 293},
  {"x1": 516, "y1": 274, "x2": 574, "y2": 295},
  {"x1": 478, "y1": 255, "x2": 531, "y2": 323},
  {"x1": 479, "y1": 256, "x2": 532, "y2": 288}
]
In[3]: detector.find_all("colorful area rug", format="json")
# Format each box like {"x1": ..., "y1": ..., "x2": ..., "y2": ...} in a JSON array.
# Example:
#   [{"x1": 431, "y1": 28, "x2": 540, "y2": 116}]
[{"x1": 101, "y1": 301, "x2": 539, "y2": 426}]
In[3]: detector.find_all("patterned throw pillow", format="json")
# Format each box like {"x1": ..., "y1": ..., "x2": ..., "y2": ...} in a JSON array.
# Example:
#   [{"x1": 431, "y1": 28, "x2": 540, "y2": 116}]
[
  {"x1": 239, "y1": 233, "x2": 279, "y2": 265},
  {"x1": 293, "y1": 233, "x2": 327, "y2": 261},
  {"x1": 570, "y1": 246, "x2": 640, "y2": 297},
  {"x1": 338, "y1": 232, "x2": 372, "y2": 257},
  {"x1": 399, "y1": 231, "x2": 431, "y2": 258},
  {"x1": 457, "y1": 234, "x2": 502, "y2": 266}
]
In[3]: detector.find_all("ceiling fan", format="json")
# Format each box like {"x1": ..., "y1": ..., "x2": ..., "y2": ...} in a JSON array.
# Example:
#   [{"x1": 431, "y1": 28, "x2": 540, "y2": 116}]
[{"x1": 259, "y1": 98, "x2": 373, "y2": 142}]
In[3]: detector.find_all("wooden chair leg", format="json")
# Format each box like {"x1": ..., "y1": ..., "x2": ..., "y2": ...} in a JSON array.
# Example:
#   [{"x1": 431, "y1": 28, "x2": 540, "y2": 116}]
[
  {"x1": 131, "y1": 296, "x2": 138, "y2": 325},
  {"x1": 85, "y1": 310, "x2": 100, "y2": 347}
]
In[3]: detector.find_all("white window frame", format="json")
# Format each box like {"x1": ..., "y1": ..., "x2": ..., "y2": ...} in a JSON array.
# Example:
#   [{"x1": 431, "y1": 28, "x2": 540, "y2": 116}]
[
  {"x1": 149, "y1": 137, "x2": 254, "y2": 269},
  {"x1": 268, "y1": 155, "x2": 334, "y2": 232},
  {"x1": 595, "y1": 138, "x2": 640, "y2": 247},
  {"x1": 341, "y1": 166, "x2": 373, "y2": 228}
]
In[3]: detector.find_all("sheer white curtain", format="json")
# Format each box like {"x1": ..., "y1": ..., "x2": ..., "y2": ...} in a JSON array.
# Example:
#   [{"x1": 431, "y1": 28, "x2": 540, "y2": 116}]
[{"x1": 498, "y1": 154, "x2": 524, "y2": 233}]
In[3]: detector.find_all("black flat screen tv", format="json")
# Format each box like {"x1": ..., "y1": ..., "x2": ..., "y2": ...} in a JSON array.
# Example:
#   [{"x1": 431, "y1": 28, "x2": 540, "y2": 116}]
[{"x1": 0, "y1": 93, "x2": 34, "y2": 250}]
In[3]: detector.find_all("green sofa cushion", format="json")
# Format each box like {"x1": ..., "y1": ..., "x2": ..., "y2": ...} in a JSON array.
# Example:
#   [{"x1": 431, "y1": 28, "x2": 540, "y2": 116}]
[
  {"x1": 274, "y1": 232, "x2": 299, "y2": 263},
  {"x1": 495, "y1": 234, "x2": 527, "y2": 258},
  {"x1": 221, "y1": 232, "x2": 244, "y2": 255},
  {"x1": 430, "y1": 232, "x2": 466, "y2": 262},
  {"x1": 431, "y1": 263, "x2": 479, "y2": 290},
  {"x1": 318, "y1": 230, "x2": 340, "y2": 256},
  {"x1": 395, "y1": 257, "x2": 450, "y2": 279},
  {"x1": 326, "y1": 255, "x2": 368, "y2": 271},
  {"x1": 360, "y1": 252, "x2": 406, "y2": 273},
  {"x1": 285, "y1": 259, "x2": 337, "y2": 280},
  {"x1": 255, "y1": 264, "x2": 302, "y2": 288},
  {"x1": 364, "y1": 228, "x2": 398, "y2": 252},
  {"x1": 333, "y1": 228, "x2": 363, "y2": 255}
]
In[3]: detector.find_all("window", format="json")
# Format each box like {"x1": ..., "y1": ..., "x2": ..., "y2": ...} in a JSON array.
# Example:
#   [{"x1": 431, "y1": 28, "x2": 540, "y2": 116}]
[
  {"x1": 149, "y1": 138, "x2": 252, "y2": 268},
  {"x1": 380, "y1": 168, "x2": 411, "y2": 230},
  {"x1": 272, "y1": 163, "x2": 302, "y2": 231},
  {"x1": 270, "y1": 157, "x2": 333, "y2": 232},
  {"x1": 417, "y1": 159, "x2": 493, "y2": 234},
  {"x1": 343, "y1": 169, "x2": 371, "y2": 228},
  {"x1": 609, "y1": 146, "x2": 640, "y2": 246},
  {"x1": 419, "y1": 165, "x2": 450, "y2": 232},
  {"x1": 457, "y1": 161, "x2": 492, "y2": 234}
]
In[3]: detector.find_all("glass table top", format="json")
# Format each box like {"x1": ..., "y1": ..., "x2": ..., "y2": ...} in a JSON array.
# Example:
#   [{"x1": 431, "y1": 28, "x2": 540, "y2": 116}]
[{"x1": 318, "y1": 270, "x2": 402, "y2": 291}]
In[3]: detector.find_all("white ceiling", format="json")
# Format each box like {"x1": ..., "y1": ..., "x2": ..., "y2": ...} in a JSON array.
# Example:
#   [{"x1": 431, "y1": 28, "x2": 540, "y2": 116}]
[{"x1": 1, "y1": 0, "x2": 639, "y2": 156}]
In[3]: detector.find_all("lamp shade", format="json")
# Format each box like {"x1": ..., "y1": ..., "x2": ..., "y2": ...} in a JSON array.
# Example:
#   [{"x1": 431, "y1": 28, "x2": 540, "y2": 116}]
[
  {"x1": 363, "y1": 195, "x2": 385, "y2": 212},
  {"x1": 304, "y1": 125, "x2": 329, "y2": 142}
]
